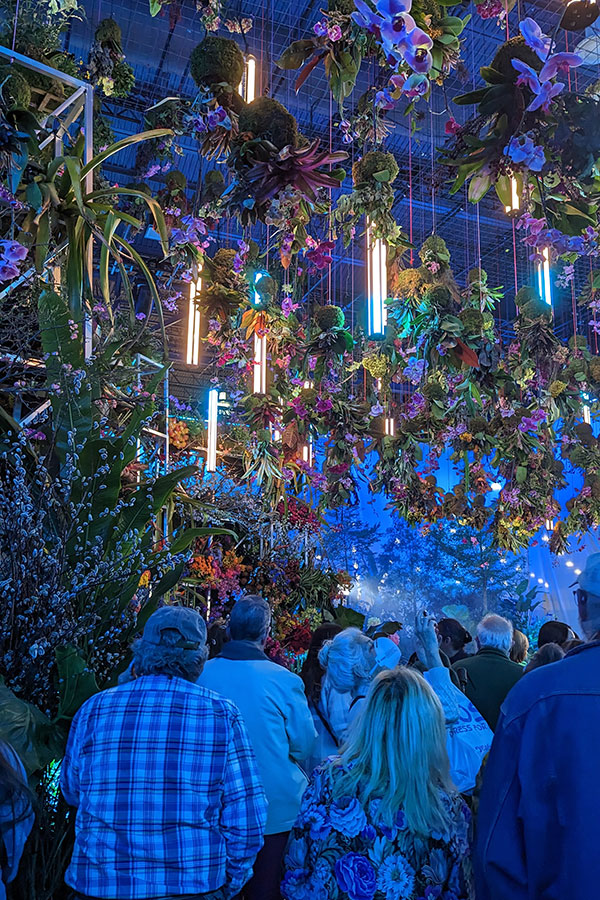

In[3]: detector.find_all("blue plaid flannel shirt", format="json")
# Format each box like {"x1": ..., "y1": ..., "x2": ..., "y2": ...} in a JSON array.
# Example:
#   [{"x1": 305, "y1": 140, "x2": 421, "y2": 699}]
[{"x1": 61, "y1": 675, "x2": 267, "y2": 899}]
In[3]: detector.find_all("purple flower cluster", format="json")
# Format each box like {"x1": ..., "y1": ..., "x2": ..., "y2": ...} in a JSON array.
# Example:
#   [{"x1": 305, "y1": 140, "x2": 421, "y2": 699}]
[
  {"x1": 0, "y1": 239, "x2": 28, "y2": 282},
  {"x1": 353, "y1": 0, "x2": 433, "y2": 77},
  {"x1": 518, "y1": 408, "x2": 546, "y2": 432},
  {"x1": 504, "y1": 133, "x2": 545, "y2": 172}
]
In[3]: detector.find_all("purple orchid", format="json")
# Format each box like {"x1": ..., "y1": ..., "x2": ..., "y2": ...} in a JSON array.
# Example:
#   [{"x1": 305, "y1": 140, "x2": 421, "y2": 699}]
[
  {"x1": 306, "y1": 240, "x2": 335, "y2": 269},
  {"x1": 539, "y1": 52, "x2": 582, "y2": 82},
  {"x1": 519, "y1": 18, "x2": 553, "y2": 60},
  {"x1": 281, "y1": 295, "x2": 299, "y2": 318},
  {"x1": 0, "y1": 262, "x2": 19, "y2": 281},
  {"x1": 375, "y1": 88, "x2": 395, "y2": 109},
  {"x1": 352, "y1": 0, "x2": 382, "y2": 36},
  {"x1": 527, "y1": 79, "x2": 564, "y2": 113},
  {"x1": 403, "y1": 72, "x2": 429, "y2": 97},
  {"x1": 328, "y1": 24, "x2": 343, "y2": 41},
  {"x1": 512, "y1": 59, "x2": 541, "y2": 91},
  {"x1": 403, "y1": 36, "x2": 433, "y2": 74},
  {"x1": 1, "y1": 240, "x2": 28, "y2": 263},
  {"x1": 504, "y1": 133, "x2": 545, "y2": 172},
  {"x1": 313, "y1": 19, "x2": 328, "y2": 36}
]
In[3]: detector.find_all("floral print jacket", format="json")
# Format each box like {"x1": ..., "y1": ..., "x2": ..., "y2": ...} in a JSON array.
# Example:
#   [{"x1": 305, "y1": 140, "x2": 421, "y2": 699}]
[{"x1": 281, "y1": 766, "x2": 474, "y2": 900}]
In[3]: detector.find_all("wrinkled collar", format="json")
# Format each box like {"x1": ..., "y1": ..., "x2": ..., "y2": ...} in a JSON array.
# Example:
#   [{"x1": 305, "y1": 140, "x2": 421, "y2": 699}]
[
  {"x1": 477, "y1": 645, "x2": 510, "y2": 660},
  {"x1": 218, "y1": 640, "x2": 268, "y2": 661}
]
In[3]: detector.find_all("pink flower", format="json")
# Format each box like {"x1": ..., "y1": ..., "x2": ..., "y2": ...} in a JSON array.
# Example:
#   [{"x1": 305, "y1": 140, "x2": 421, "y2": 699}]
[
  {"x1": 328, "y1": 24, "x2": 343, "y2": 41},
  {"x1": 445, "y1": 116, "x2": 461, "y2": 136}
]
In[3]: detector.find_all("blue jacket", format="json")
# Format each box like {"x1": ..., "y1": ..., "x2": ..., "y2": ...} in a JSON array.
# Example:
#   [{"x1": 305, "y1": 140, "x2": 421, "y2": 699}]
[{"x1": 475, "y1": 640, "x2": 600, "y2": 900}]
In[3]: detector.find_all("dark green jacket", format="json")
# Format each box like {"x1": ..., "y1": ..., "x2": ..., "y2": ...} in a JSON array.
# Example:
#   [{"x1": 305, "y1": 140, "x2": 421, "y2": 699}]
[{"x1": 453, "y1": 645, "x2": 523, "y2": 730}]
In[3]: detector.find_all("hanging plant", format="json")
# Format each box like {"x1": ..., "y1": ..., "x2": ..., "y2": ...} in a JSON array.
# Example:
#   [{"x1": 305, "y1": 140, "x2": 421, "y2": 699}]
[{"x1": 334, "y1": 150, "x2": 409, "y2": 250}]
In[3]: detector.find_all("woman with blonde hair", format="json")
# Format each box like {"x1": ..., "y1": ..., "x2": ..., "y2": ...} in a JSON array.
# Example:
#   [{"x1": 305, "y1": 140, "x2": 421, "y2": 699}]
[{"x1": 282, "y1": 667, "x2": 474, "y2": 900}]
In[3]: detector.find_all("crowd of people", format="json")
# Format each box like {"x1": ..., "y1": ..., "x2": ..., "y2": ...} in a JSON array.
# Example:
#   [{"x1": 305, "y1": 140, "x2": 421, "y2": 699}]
[{"x1": 1, "y1": 553, "x2": 599, "y2": 900}]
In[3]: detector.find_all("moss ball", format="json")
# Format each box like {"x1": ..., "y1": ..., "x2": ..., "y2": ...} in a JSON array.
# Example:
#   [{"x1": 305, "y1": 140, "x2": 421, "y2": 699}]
[
  {"x1": 95, "y1": 18, "x2": 122, "y2": 47},
  {"x1": 190, "y1": 36, "x2": 245, "y2": 89},
  {"x1": 568, "y1": 358, "x2": 587, "y2": 377},
  {"x1": 238, "y1": 97, "x2": 298, "y2": 150},
  {"x1": 212, "y1": 248, "x2": 237, "y2": 277},
  {"x1": 491, "y1": 36, "x2": 542, "y2": 81},
  {"x1": 516, "y1": 285, "x2": 550, "y2": 319},
  {"x1": 300, "y1": 386, "x2": 317, "y2": 406},
  {"x1": 588, "y1": 356, "x2": 600, "y2": 382},
  {"x1": 314, "y1": 305, "x2": 345, "y2": 331},
  {"x1": 468, "y1": 415, "x2": 488, "y2": 434},
  {"x1": 328, "y1": 0, "x2": 355, "y2": 13},
  {"x1": 427, "y1": 285, "x2": 452, "y2": 310},
  {"x1": 468, "y1": 266, "x2": 484, "y2": 284},
  {"x1": 352, "y1": 151, "x2": 399, "y2": 187},
  {"x1": 393, "y1": 267, "x2": 427, "y2": 300},
  {"x1": 422, "y1": 381, "x2": 446, "y2": 402},
  {"x1": 569, "y1": 334, "x2": 588, "y2": 351},
  {"x1": 165, "y1": 170, "x2": 187, "y2": 191},
  {"x1": 419, "y1": 234, "x2": 450, "y2": 264},
  {"x1": 549, "y1": 379, "x2": 567, "y2": 398},
  {"x1": 362, "y1": 354, "x2": 389, "y2": 379},
  {"x1": 459, "y1": 308, "x2": 484, "y2": 332},
  {"x1": 0, "y1": 66, "x2": 30, "y2": 109}
]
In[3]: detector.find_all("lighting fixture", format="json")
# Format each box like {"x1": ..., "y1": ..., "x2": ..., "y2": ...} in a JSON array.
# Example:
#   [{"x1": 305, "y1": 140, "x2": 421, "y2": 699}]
[
  {"x1": 545, "y1": 518, "x2": 555, "y2": 532},
  {"x1": 583, "y1": 404, "x2": 591, "y2": 425},
  {"x1": 366, "y1": 220, "x2": 387, "y2": 337},
  {"x1": 384, "y1": 416, "x2": 395, "y2": 436},
  {"x1": 303, "y1": 380, "x2": 313, "y2": 389},
  {"x1": 206, "y1": 388, "x2": 219, "y2": 472},
  {"x1": 536, "y1": 247, "x2": 552, "y2": 307},
  {"x1": 490, "y1": 481, "x2": 502, "y2": 491},
  {"x1": 186, "y1": 276, "x2": 202, "y2": 366},
  {"x1": 504, "y1": 176, "x2": 520, "y2": 217},
  {"x1": 566, "y1": 560, "x2": 574, "y2": 567},
  {"x1": 250, "y1": 270, "x2": 269, "y2": 308},
  {"x1": 301, "y1": 435, "x2": 313, "y2": 466},
  {"x1": 239, "y1": 55, "x2": 257, "y2": 103},
  {"x1": 253, "y1": 333, "x2": 267, "y2": 394}
]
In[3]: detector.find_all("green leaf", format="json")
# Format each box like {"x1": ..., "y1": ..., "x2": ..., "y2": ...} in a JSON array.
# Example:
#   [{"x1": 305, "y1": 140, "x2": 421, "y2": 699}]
[
  {"x1": 149, "y1": 0, "x2": 162, "y2": 13},
  {"x1": 80, "y1": 130, "x2": 173, "y2": 180},
  {"x1": 373, "y1": 169, "x2": 393, "y2": 183},
  {"x1": 170, "y1": 526, "x2": 237, "y2": 554},
  {"x1": 453, "y1": 88, "x2": 488, "y2": 106},
  {"x1": 468, "y1": 170, "x2": 492, "y2": 202},
  {"x1": 26, "y1": 180, "x2": 42, "y2": 211},
  {"x1": 276, "y1": 40, "x2": 316, "y2": 70},
  {"x1": 495, "y1": 173, "x2": 512, "y2": 210},
  {"x1": 480, "y1": 65, "x2": 507, "y2": 85},
  {"x1": 334, "y1": 606, "x2": 365, "y2": 629},
  {"x1": 55, "y1": 645, "x2": 100, "y2": 722},
  {"x1": 516, "y1": 465, "x2": 528, "y2": 484}
]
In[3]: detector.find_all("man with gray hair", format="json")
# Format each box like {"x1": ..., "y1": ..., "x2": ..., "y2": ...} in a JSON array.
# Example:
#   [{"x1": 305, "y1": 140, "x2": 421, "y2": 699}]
[
  {"x1": 61, "y1": 605, "x2": 267, "y2": 900},
  {"x1": 475, "y1": 553, "x2": 600, "y2": 899},
  {"x1": 453, "y1": 613, "x2": 522, "y2": 730},
  {"x1": 199, "y1": 595, "x2": 316, "y2": 900}
]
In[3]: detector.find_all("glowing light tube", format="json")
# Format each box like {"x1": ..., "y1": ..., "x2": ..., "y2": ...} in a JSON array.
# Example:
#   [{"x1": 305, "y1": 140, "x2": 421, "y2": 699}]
[
  {"x1": 186, "y1": 277, "x2": 202, "y2": 366},
  {"x1": 536, "y1": 247, "x2": 552, "y2": 307},
  {"x1": 253, "y1": 333, "x2": 267, "y2": 394},
  {"x1": 206, "y1": 388, "x2": 218, "y2": 472},
  {"x1": 367, "y1": 221, "x2": 387, "y2": 337},
  {"x1": 505, "y1": 177, "x2": 520, "y2": 216},
  {"x1": 239, "y1": 55, "x2": 256, "y2": 103}
]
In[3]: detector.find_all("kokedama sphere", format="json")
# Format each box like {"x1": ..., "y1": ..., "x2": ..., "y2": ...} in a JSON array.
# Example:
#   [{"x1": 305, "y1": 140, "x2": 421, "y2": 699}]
[
  {"x1": 352, "y1": 151, "x2": 399, "y2": 187},
  {"x1": 238, "y1": 97, "x2": 298, "y2": 150},
  {"x1": 95, "y1": 18, "x2": 123, "y2": 47},
  {"x1": 190, "y1": 36, "x2": 245, "y2": 89},
  {"x1": 314, "y1": 305, "x2": 345, "y2": 330},
  {"x1": 491, "y1": 36, "x2": 541, "y2": 81},
  {"x1": 515, "y1": 285, "x2": 550, "y2": 319}
]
